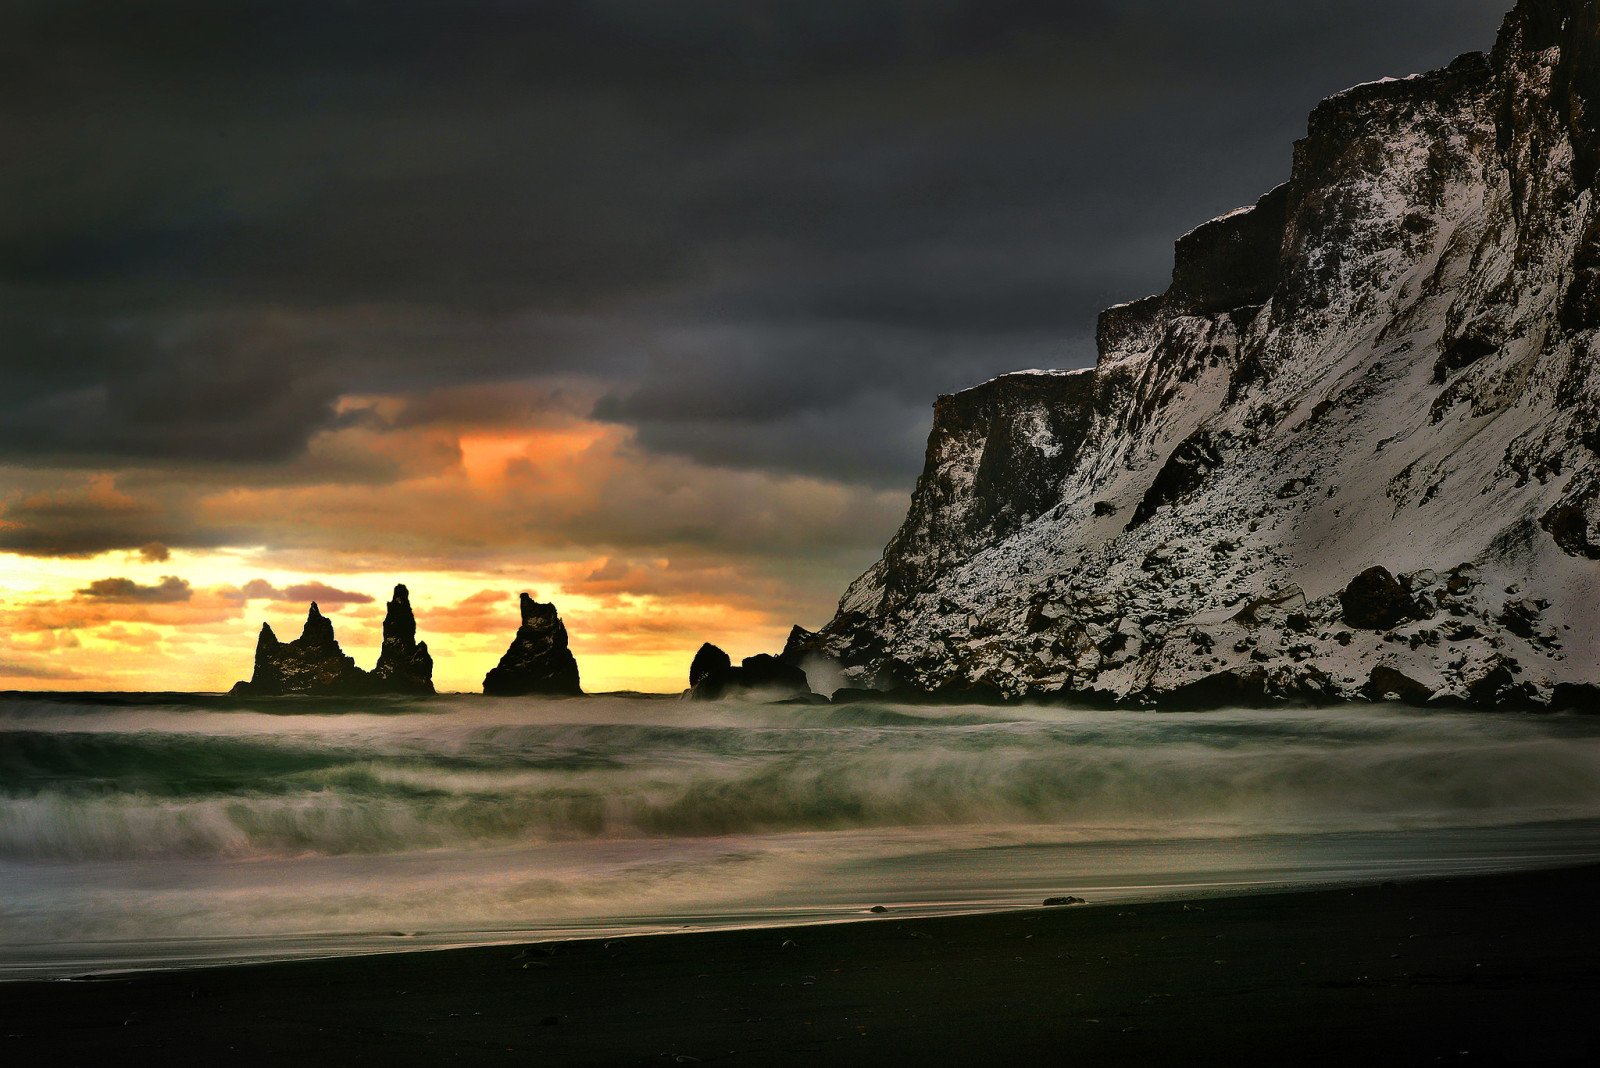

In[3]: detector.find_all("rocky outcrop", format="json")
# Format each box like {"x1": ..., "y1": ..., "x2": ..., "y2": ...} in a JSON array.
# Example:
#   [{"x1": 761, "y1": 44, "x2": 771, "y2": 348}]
[
  {"x1": 230, "y1": 585, "x2": 437, "y2": 697},
  {"x1": 803, "y1": 1, "x2": 1600, "y2": 709},
  {"x1": 370, "y1": 584, "x2": 435, "y2": 695},
  {"x1": 482, "y1": 594, "x2": 582, "y2": 696},
  {"x1": 686, "y1": 643, "x2": 814, "y2": 701},
  {"x1": 230, "y1": 604, "x2": 374, "y2": 696}
]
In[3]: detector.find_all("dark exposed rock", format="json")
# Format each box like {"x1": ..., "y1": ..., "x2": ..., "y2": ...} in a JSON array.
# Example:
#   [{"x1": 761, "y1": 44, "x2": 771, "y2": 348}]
[
  {"x1": 1431, "y1": 322, "x2": 1501, "y2": 382},
  {"x1": 1464, "y1": 657, "x2": 1539, "y2": 709},
  {"x1": 1168, "y1": 182, "x2": 1289, "y2": 315},
  {"x1": 1043, "y1": 896, "x2": 1086, "y2": 906},
  {"x1": 1340, "y1": 567, "x2": 1422, "y2": 630},
  {"x1": 1551, "y1": 683, "x2": 1600, "y2": 713},
  {"x1": 778, "y1": 625, "x2": 825, "y2": 666},
  {"x1": 740, "y1": 654, "x2": 810, "y2": 693},
  {"x1": 688, "y1": 646, "x2": 812, "y2": 701},
  {"x1": 483, "y1": 594, "x2": 582, "y2": 697},
  {"x1": 370, "y1": 585, "x2": 435, "y2": 695},
  {"x1": 829, "y1": 687, "x2": 894, "y2": 704},
  {"x1": 1126, "y1": 431, "x2": 1224, "y2": 530},
  {"x1": 1496, "y1": 598, "x2": 1548, "y2": 640},
  {"x1": 1158, "y1": 668, "x2": 1274, "y2": 709},
  {"x1": 1540, "y1": 497, "x2": 1600, "y2": 559},
  {"x1": 1362, "y1": 666, "x2": 1435, "y2": 705},
  {"x1": 230, "y1": 604, "x2": 372, "y2": 696},
  {"x1": 924, "y1": 677, "x2": 1013, "y2": 705},
  {"x1": 689, "y1": 643, "x2": 731, "y2": 687},
  {"x1": 1275, "y1": 478, "x2": 1310, "y2": 499},
  {"x1": 853, "y1": 371, "x2": 1101, "y2": 615},
  {"x1": 1024, "y1": 600, "x2": 1060, "y2": 634}
]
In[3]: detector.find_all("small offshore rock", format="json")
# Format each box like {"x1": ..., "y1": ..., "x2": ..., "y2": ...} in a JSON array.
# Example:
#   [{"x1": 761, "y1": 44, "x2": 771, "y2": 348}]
[
  {"x1": 1043, "y1": 896, "x2": 1087, "y2": 906},
  {"x1": 688, "y1": 646, "x2": 813, "y2": 701}
]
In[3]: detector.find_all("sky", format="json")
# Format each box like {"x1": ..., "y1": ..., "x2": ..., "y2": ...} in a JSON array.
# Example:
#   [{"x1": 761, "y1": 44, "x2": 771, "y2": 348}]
[{"x1": 0, "y1": 0, "x2": 1511, "y2": 693}]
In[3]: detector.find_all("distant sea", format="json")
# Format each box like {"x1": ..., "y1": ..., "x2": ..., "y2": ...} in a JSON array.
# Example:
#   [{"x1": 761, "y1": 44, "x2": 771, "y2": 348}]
[{"x1": 4, "y1": 692, "x2": 1600, "y2": 979}]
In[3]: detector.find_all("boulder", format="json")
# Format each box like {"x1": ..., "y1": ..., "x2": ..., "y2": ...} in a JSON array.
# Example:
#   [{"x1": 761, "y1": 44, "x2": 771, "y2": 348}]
[
  {"x1": 1551, "y1": 683, "x2": 1600, "y2": 713},
  {"x1": 1362, "y1": 665, "x2": 1435, "y2": 705},
  {"x1": 483, "y1": 593, "x2": 583, "y2": 696},
  {"x1": 739, "y1": 653, "x2": 810, "y2": 693},
  {"x1": 1339, "y1": 567, "x2": 1421, "y2": 630},
  {"x1": 1464, "y1": 657, "x2": 1539, "y2": 709}
]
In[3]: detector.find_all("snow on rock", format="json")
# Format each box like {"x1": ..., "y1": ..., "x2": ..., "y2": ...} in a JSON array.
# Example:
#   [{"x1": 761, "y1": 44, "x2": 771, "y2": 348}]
[{"x1": 807, "y1": 0, "x2": 1600, "y2": 710}]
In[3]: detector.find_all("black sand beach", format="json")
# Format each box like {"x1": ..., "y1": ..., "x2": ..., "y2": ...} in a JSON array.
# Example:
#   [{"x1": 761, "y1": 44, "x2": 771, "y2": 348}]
[{"x1": 6, "y1": 864, "x2": 1600, "y2": 1066}]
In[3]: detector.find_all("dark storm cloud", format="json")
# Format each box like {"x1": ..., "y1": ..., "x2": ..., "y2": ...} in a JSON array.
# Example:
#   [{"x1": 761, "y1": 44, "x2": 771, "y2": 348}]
[
  {"x1": 76, "y1": 576, "x2": 193, "y2": 603},
  {"x1": 0, "y1": 0, "x2": 1509, "y2": 487}
]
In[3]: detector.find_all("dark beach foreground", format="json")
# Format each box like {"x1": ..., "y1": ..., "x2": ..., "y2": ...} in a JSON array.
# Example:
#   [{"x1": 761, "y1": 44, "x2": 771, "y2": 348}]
[{"x1": 6, "y1": 865, "x2": 1600, "y2": 1067}]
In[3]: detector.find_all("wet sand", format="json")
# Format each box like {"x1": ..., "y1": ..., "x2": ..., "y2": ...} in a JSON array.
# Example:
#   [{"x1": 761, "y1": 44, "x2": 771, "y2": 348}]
[{"x1": 5, "y1": 864, "x2": 1600, "y2": 1066}]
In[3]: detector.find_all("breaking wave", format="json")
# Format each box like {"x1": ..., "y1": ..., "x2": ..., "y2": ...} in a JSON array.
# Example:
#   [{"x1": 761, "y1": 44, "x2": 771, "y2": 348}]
[{"x1": 5, "y1": 697, "x2": 1600, "y2": 860}]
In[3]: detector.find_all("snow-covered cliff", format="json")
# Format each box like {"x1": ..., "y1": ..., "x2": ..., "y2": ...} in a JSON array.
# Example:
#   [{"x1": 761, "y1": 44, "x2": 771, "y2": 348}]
[{"x1": 801, "y1": 0, "x2": 1600, "y2": 709}]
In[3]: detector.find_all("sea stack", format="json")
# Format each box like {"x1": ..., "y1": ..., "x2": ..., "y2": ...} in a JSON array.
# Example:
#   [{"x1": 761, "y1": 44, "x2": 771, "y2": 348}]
[
  {"x1": 686, "y1": 642, "x2": 812, "y2": 701},
  {"x1": 230, "y1": 603, "x2": 371, "y2": 696},
  {"x1": 230, "y1": 585, "x2": 437, "y2": 696},
  {"x1": 370, "y1": 584, "x2": 435, "y2": 695},
  {"x1": 482, "y1": 593, "x2": 583, "y2": 696}
]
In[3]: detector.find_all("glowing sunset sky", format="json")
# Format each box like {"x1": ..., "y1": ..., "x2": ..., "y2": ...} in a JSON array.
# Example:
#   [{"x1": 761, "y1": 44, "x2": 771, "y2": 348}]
[{"x1": 0, "y1": 1, "x2": 1505, "y2": 692}]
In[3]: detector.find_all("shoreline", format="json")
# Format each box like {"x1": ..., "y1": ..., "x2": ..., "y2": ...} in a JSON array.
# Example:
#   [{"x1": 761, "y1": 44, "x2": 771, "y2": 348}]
[{"x1": 7, "y1": 863, "x2": 1600, "y2": 1064}]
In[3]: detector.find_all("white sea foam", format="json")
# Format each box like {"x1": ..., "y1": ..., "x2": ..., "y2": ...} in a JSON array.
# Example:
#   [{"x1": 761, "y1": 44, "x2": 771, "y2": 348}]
[{"x1": 3, "y1": 694, "x2": 1600, "y2": 976}]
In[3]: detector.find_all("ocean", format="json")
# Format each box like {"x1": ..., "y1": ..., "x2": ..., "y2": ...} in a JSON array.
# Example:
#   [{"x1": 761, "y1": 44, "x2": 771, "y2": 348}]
[{"x1": 4, "y1": 692, "x2": 1600, "y2": 979}]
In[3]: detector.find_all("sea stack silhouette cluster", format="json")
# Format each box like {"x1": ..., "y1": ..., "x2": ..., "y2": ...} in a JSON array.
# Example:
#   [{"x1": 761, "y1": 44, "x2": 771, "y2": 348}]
[{"x1": 231, "y1": 586, "x2": 582, "y2": 697}]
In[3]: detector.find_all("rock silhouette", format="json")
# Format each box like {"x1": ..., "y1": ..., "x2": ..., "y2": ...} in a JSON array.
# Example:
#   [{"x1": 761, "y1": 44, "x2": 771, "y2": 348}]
[
  {"x1": 230, "y1": 603, "x2": 373, "y2": 696},
  {"x1": 482, "y1": 594, "x2": 582, "y2": 696},
  {"x1": 687, "y1": 644, "x2": 812, "y2": 701},
  {"x1": 230, "y1": 585, "x2": 436, "y2": 696},
  {"x1": 371, "y1": 584, "x2": 435, "y2": 695}
]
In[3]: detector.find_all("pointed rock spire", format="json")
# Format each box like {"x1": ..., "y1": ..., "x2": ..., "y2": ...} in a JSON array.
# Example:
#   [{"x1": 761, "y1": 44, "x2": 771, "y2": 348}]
[
  {"x1": 230, "y1": 584, "x2": 438, "y2": 696},
  {"x1": 482, "y1": 593, "x2": 582, "y2": 696},
  {"x1": 231, "y1": 602, "x2": 367, "y2": 696},
  {"x1": 298, "y1": 602, "x2": 338, "y2": 648},
  {"x1": 372, "y1": 584, "x2": 435, "y2": 695}
]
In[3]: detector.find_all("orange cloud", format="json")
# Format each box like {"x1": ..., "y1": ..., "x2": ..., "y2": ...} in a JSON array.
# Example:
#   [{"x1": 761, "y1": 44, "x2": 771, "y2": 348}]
[
  {"x1": 419, "y1": 589, "x2": 514, "y2": 634},
  {"x1": 231, "y1": 579, "x2": 375, "y2": 605}
]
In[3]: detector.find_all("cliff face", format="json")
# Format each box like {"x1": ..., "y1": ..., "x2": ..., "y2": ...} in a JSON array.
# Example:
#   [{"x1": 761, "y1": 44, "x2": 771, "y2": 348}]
[{"x1": 812, "y1": 0, "x2": 1600, "y2": 709}]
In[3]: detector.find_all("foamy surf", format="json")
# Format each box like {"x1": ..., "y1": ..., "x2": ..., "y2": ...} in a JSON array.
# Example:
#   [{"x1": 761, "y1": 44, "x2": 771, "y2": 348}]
[{"x1": 3, "y1": 693, "x2": 1600, "y2": 977}]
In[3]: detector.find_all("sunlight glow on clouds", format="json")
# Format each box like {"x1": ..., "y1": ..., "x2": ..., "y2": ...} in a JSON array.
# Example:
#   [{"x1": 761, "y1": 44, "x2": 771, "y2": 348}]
[{"x1": 0, "y1": 391, "x2": 903, "y2": 692}]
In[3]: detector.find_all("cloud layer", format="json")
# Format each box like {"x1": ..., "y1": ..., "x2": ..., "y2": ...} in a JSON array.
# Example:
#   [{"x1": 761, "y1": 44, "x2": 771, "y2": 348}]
[{"x1": 0, "y1": 1, "x2": 1511, "y2": 689}]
